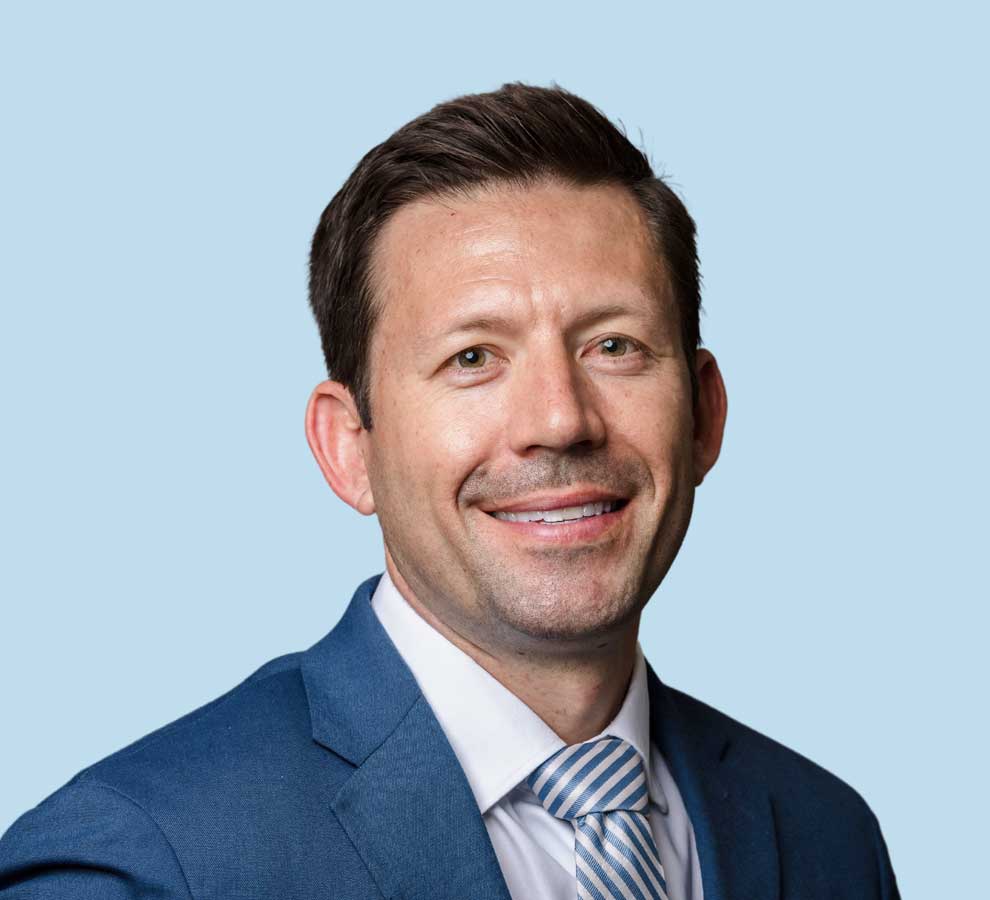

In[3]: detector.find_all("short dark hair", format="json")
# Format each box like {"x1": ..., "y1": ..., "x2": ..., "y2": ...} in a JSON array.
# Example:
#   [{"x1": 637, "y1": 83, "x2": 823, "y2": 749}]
[{"x1": 308, "y1": 82, "x2": 702, "y2": 429}]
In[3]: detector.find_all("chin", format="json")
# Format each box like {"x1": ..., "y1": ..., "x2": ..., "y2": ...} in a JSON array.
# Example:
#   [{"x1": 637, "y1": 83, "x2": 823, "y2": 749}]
[{"x1": 481, "y1": 578, "x2": 642, "y2": 645}]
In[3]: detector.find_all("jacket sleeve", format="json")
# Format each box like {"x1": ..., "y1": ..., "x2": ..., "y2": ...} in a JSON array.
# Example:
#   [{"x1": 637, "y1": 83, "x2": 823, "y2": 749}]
[{"x1": 0, "y1": 778, "x2": 194, "y2": 899}]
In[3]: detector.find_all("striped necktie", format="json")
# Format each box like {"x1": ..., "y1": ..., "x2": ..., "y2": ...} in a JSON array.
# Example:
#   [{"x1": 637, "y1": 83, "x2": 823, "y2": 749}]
[{"x1": 527, "y1": 735, "x2": 669, "y2": 900}]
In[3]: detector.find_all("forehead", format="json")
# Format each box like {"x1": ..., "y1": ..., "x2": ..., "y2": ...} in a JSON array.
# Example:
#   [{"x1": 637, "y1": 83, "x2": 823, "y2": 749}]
[{"x1": 368, "y1": 179, "x2": 673, "y2": 337}]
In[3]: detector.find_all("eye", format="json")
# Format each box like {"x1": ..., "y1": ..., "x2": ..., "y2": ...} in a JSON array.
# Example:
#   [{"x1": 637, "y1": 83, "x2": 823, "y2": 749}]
[
  {"x1": 453, "y1": 347, "x2": 489, "y2": 368},
  {"x1": 597, "y1": 336, "x2": 635, "y2": 357}
]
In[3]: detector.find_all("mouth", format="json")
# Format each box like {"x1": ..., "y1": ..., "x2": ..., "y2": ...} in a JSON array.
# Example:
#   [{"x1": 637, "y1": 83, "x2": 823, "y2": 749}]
[
  {"x1": 481, "y1": 496, "x2": 631, "y2": 545},
  {"x1": 485, "y1": 498, "x2": 629, "y2": 524}
]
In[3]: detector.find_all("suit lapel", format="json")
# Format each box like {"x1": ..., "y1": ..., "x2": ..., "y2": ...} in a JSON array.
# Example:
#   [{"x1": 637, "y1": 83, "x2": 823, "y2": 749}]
[
  {"x1": 301, "y1": 575, "x2": 512, "y2": 900},
  {"x1": 331, "y1": 696, "x2": 513, "y2": 900},
  {"x1": 303, "y1": 575, "x2": 780, "y2": 900},
  {"x1": 647, "y1": 665, "x2": 780, "y2": 900}
]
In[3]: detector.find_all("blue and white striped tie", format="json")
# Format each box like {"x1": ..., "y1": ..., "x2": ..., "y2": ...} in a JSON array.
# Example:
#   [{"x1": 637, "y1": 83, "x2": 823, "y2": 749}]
[{"x1": 527, "y1": 735, "x2": 669, "y2": 900}]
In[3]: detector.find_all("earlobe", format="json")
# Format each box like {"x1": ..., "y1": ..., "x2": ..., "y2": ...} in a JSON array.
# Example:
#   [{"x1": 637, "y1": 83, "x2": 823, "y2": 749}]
[
  {"x1": 354, "y1": 487, "x2": 376, "y2": 517},
  {"x1": 304, "y1": 381, "x2": 376, "y2": 515},
  {"x1": 691, "y1": 350, "x2": 728, "y2": 487}
]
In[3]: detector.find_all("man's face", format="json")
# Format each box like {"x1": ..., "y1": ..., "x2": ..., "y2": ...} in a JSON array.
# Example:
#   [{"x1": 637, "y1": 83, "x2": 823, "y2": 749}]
[{"x1": 359, "y1": 180, "x2": 701, "y2": 656}]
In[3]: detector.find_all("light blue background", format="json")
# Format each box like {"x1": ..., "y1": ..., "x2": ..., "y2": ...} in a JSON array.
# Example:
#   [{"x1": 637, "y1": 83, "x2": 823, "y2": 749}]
[{"x1": 1, "y1": 2, "x2": 986, "y2": 893}]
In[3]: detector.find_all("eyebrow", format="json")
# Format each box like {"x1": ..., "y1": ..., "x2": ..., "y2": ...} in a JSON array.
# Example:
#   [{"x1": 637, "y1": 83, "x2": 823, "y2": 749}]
[{"x1": 425, "y1": 301, "x2": 656, "y2": 350}]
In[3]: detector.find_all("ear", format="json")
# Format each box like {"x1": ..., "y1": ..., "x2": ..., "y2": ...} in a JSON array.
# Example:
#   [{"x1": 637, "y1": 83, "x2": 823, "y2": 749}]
[
  {"x1": 304, "y1": 380, "x2": 376, "y2": 516},
  {"x1": 691, "y1": 349, "x2": 728, "y2": 487}
]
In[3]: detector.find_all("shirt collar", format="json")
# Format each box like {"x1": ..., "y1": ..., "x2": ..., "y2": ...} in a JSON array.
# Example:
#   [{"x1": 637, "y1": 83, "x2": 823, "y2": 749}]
[{"x1": 370, "y1": 568, "x2": 668, "y2": 815}]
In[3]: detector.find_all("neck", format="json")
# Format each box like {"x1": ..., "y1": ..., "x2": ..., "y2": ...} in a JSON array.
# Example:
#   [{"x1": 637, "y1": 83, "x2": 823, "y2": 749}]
[
  {"x1": 482, "y1": 635, "x2": 639, "y2": 745},
  {"x1": 385, "y1": 558, "x2": 639, "y2": 745}
]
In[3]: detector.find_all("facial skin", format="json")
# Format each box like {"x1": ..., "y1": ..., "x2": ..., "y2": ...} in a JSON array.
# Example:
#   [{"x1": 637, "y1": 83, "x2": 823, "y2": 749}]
[{"x1": 307, "y1": 179, "x2": 727, "y2": 735}]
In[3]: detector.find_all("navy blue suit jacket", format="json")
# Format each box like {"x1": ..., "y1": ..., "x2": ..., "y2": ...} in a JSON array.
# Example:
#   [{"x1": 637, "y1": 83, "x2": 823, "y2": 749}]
[{"x1": 0, "y1": 574, "x2": 901, "y2": 899}]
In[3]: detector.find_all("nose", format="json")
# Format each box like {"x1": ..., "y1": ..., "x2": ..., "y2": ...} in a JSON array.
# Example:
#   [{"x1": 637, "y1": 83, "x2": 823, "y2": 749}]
[{"x1": 506, "y1": 344, "x2": 607, "y2": 455}]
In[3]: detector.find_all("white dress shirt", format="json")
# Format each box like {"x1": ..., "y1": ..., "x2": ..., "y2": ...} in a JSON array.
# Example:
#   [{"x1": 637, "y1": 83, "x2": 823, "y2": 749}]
[{"x1": 370, "y1": 569, "x2": 705, "y2": 900}]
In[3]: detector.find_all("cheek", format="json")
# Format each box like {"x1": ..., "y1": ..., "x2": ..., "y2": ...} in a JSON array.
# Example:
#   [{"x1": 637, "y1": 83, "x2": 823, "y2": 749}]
[
  {"x1": 431, "y1": 404, "x2": 503, "y2": 509},
  {"x1": 379, "y1": 383, "x2": 501, "y2": 511},
  {"x1": 606, "y1": 383, "x2": 692, "y2": 479}
]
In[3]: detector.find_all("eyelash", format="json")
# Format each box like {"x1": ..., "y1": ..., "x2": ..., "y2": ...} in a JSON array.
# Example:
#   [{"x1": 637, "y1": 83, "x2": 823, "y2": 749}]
[{"x1": 448, "y1": 336, "x2": 644, "y2": 371}]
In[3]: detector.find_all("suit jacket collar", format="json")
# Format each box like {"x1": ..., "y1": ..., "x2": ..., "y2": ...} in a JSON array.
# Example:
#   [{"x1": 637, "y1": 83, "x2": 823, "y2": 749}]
[
  {"x1": 301, "y1": 574, "x2": 780, "y2": 900},
  {"x1": 647, "y1": 665, "x2": 780, "y2": 900},
  {"x1": 301, "y1": 573, "x2": 512, "y2": 900},
  {"x1": 301, "y1": 573, "x2": 418, "y2": 766}
]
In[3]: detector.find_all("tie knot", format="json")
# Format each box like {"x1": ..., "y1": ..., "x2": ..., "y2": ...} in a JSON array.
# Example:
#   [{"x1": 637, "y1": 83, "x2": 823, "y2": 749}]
[{"x1": 526, "y1": 736, "x2": 649, "y2": 821}]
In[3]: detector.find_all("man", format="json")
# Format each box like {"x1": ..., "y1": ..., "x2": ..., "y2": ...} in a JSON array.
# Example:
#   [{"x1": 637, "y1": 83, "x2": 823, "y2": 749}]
[{"x1": 0, "y1": 83, "x2": 900, "y2": 899}]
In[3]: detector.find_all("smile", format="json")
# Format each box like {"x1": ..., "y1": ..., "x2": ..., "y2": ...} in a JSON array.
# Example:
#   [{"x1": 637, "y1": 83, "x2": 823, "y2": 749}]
[{"x1": 488, "y1": 499, "x2": 627, "y2": 524}]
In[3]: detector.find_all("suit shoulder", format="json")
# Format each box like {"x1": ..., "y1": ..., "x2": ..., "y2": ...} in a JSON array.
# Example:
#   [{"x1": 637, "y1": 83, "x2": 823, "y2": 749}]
[
  {"x1": 664, "y1": 683, "x2": 877, "y2": 819},
  {"x1": 0, "y1": 649, "x2": 361, "y2": 896},
  {"x1": 64, "y1": 650, "x2": 326, "y2": 801},
  {"x1": 662, "y1": 684, "x2": 901, "y2": 897},
  {"x1": 0, "y1": 777, "x2": 194, "y2": 896}
]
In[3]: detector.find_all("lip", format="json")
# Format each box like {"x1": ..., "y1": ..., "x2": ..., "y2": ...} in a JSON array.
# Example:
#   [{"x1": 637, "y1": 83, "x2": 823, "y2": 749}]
[
  {"x1": 481, "y1": 489, "x2": 626, "y2": 514},
  {"x1": 480, "y1": 496, "x2": 630, "y2": 545}
]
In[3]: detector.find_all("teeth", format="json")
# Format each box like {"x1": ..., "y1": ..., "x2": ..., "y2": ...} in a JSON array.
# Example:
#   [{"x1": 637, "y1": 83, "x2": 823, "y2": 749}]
[{"x1": 492, "y1": 500, "x2": 618, "y2": 523}]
